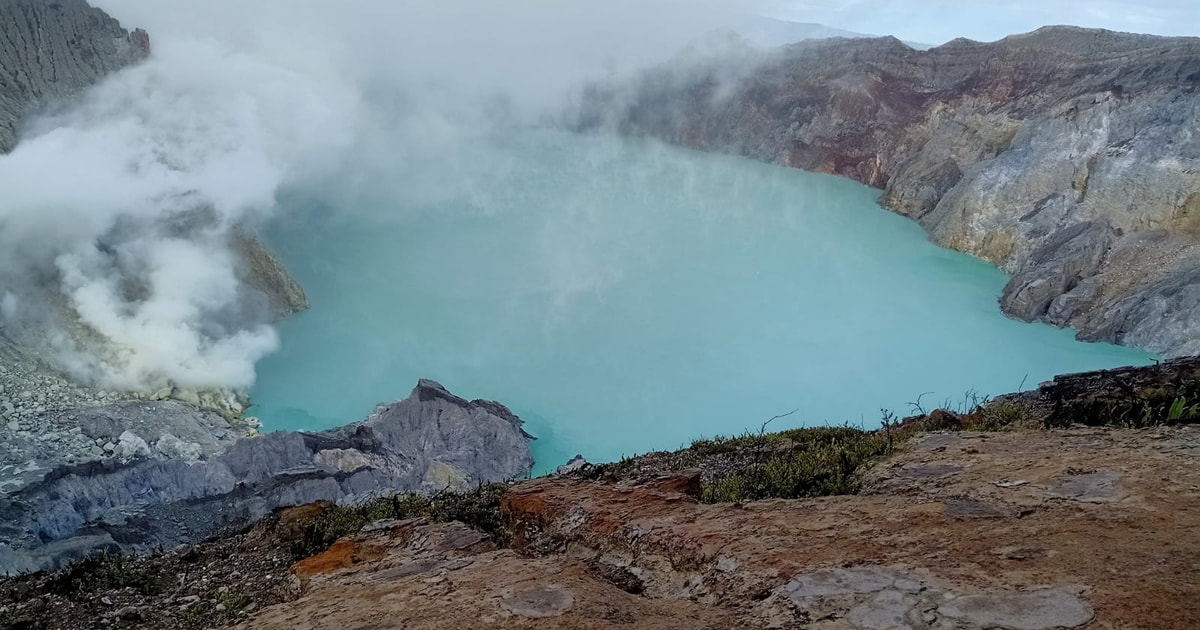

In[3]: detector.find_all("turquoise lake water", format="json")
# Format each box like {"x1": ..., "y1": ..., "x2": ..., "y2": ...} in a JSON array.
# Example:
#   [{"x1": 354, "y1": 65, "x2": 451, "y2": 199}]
[{"x1": 250, "y1": 129, "x2": 1154, "y2": 473}]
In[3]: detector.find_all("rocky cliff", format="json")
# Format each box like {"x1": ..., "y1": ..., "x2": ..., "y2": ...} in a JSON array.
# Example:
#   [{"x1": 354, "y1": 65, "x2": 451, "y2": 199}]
[
  {"x1": 3, "y1": 360, "x2": 1197, "y2": 629},
  {"x1": 0, "y1": 380, "x2": 535, "y2": 575},
  {"x1": 0, "y1": 0, "x2": 148, "y2": 152},
  {"x1": 579, "y1": 27, "x2": 1200, "y2": 357}
]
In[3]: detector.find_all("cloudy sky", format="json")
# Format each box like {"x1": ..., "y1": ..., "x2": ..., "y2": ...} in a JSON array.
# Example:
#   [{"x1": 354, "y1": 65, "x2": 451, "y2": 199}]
[{"x1": 771, "y1": 0, "x2": 1199, "y2": 44}]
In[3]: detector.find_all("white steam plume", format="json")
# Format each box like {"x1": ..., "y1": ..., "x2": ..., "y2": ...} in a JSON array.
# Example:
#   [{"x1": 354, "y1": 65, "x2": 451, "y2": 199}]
[
  {"x1": 0, "y1": 0, "x2": 764, "y2": 392},
  {"x1": 0, "y1": 35, "x2": 358, "y2": 390}
]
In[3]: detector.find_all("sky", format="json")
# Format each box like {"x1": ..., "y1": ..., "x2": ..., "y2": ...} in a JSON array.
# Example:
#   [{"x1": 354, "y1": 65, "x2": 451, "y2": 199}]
[{"x1": 771, "y1": 0, "x2": 1199, "y2": 44}]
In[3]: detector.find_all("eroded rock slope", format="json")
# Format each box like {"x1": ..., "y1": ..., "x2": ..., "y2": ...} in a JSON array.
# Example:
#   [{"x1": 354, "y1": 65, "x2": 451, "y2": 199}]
[{"x1": 582, "y1": 27, "x2": 1200, "y2": 356}]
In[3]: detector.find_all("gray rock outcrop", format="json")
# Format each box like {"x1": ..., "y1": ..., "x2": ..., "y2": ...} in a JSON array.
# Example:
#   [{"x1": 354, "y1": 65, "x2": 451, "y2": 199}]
[
  {"x1": 0, "y1": 380, "x2": 535, "y2": 575},
  {"x1": 0, "y1": 399, "x2": 242, "y2": 496},
  {"x1": 0, "y1": 0, "x2": 148, "y2": 152},
  {"x1": 580, "y1": 26, "x2": 1200, "y2": 356}
]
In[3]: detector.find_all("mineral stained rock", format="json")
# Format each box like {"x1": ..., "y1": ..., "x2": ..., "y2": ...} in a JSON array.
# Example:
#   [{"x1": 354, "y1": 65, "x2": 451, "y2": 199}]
[
  {"x1": 232, "y1": 425, "x2": 1198, "y2": 630},
  {"x1": 582, "y1": 26, "x2": 1200, "y2": 356}
]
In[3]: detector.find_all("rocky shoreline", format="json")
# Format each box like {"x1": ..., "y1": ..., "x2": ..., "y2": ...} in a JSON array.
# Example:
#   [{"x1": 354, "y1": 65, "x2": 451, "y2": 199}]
[
  {"x1": 578, "y1": 26, "x2": 1200, "y2": 357},
  {"x1": 0, "y1": 380, "x2": 535, "y2": 575}
]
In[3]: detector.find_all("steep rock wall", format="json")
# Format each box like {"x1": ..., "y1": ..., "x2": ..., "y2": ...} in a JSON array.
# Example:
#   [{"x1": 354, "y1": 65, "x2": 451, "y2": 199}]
[
  {"x1": 582, "y1": 27, "x2": 1200, "y2": 356},
  {"x1": 0, "y1": 0, "x2": 148, "y2": 152}
]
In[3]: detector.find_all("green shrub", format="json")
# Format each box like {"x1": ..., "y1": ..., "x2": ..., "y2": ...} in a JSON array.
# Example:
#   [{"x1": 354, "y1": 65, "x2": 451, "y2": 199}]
[
  {"x1": 43, "y1": 552, "x2": 166, "y2": 596},
  {"x1": 699, "y1": 427, "x2": 891, "y2": 503},
  {"x1": 1167, "y1": 396, "x2": 1200, "y2": 422},
  {"x1": 1045, "y1": 384, "x2": 1200, "y2": 428},
  {"x1": 218, "y1": 593, "x2": 254, "y2": 615},
  {"x1": 290, "y1": 483, "x2": 508, "y2": 559},
  {"x1": 976, "y1": 400, "x2": 1032, "y2": 430}
]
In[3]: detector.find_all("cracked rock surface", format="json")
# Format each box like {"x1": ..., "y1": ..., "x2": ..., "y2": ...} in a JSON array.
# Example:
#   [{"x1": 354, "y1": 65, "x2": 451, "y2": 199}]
[{"x1": 233, "y1": 426, "x2": 1198, "y2": 629}]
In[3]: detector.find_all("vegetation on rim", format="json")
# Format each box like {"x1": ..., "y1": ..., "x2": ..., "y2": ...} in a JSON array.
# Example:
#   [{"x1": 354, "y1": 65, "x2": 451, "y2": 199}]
[
  {"x1": 41, "y1": 553, "x2": 167, "y2": 597},
  {"x1": 288, "y1": 483, "x2": 510, "y2": 560},
  {"x1": 695, "y1": 427, "x2": 893, "y2": 503}
]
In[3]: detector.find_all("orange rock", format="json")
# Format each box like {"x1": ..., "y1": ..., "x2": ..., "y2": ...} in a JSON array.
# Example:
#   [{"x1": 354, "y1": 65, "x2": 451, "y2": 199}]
[
  {"x1": 292, "y1": 539, "x2": 387, "y2": 579},
  {"x1": 644, "y1": 470, "x2": 701, "y2": 498},
  {"x1": 238, "y1": 427, "x2": 1200, "y2": 630},
  {"x1": 275, "y1": 501, "x2": 333, "y2": 541}
]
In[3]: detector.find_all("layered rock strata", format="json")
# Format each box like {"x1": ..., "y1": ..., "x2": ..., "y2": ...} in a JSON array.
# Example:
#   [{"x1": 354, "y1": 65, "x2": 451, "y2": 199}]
[
  {"x1": 0, "y1": 380, "x2": 535, "y2": 575},
  {"x1": 0, "y1": 0, "x2": 148, "y2": 152},
  {"x1": 580, "y1": 26, "x2": 1200, "y2": 356}
]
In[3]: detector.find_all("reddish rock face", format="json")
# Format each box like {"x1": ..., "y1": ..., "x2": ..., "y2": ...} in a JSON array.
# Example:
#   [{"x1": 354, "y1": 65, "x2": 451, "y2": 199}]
[
  {"x1": 581, "y1": 27, "x2": 1200, "y2": 357},
  {"x1": 224, "y1": 426, "x2": 1200, "y2": 630},
  {"x1": 277, "y1": 502, "x2": 333, "y2": 535},
  {"x1": 291, "y1": 538, "x2": 387, "y2": 580},
  {"x1": 642, "y1": 470, "x2": 702, "y2": 497}
]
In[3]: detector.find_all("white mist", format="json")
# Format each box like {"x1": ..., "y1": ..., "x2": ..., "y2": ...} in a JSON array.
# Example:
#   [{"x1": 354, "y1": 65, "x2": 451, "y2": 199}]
[{"x1": 251, "y1": 129, "x2": 1154, "y2": 472}]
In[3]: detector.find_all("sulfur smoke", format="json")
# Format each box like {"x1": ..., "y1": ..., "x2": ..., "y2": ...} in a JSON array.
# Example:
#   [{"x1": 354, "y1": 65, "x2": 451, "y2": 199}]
[{"x1": 0, "y1": 0, "x2": 762, "y2": 392}]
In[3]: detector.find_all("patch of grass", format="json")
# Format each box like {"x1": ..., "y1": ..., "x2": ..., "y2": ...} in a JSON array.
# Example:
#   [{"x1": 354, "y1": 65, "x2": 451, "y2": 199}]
[
  {"x1": 175, "y1": 601, "x2": 212, "y2": 626},
  {"x1": 1046, "y1": 384, "x2": 1200, "y2": 428},
  {"x1": 289, "y1": 483, "x2": 509, "y2": 560},
  {"x1": 689, "y1": 431, "x2": 791, "y2": 457},
  {"x1": 1168, "y1": 396, "x2": 1200, "y2": 422},
  {"x1": 575, "y1": 453, "x2": 643, "y2": 482},
  {"x1": 43, "y1": 551, "x2": 166, "y2": 596},
  {"x1": 973, "y1": 399, "x2": 1033, "y2": 430},
  {"x1": 915, "y1": 390, "x2": 1033, "y2": 432},
  {"x1": 699, "y1": 427, "x2": 892, "y2": 503},
  {"x1": 573, "y1": 424, "x2": 895, "y2": 505},
  {"x1": 915, "y1": 378, "x2": 1200, "y2": 431},
  {"x1": 692, "y1": 426, "x2": 882, "y2": 455},
  {"x1": 217, "y1": 593, "x2": 253, "y2": 614}
]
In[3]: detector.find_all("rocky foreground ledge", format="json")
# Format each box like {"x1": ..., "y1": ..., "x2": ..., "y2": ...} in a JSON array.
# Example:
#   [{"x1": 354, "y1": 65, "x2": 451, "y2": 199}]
[
  {"x1": 0, "y1": 380, "x2": 534, "y2": 575},
  {"x1": 1, "y1": 359, "x2": 1198, "y2": 629},
  {"x1": 261, "y1": 426, "x2": 1197, "y2": 630}
]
